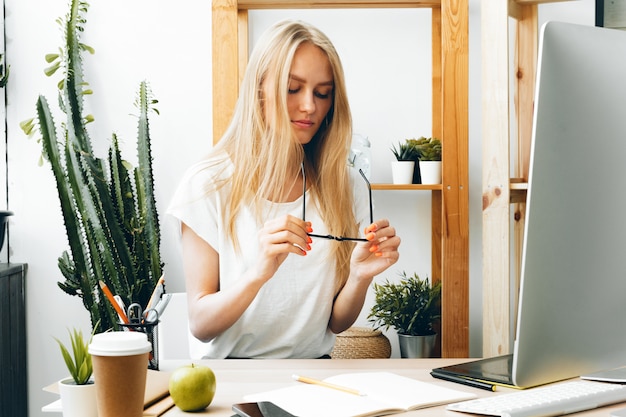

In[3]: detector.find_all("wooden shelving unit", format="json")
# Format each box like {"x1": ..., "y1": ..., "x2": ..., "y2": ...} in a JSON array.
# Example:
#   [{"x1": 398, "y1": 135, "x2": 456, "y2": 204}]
[
  {"x1": 481, "y1": 0, "x2": 575, "y2": 358},
  {"x1": 212, "y1": 0, "x2": 469, "y2": 357},
  {"x1": 372, "y1": 184, "x2": 443, "y2": 191}
]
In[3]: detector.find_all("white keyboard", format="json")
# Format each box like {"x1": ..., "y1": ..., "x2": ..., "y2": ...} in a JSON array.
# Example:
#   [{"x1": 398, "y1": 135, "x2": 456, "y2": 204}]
[{"x1": 446, "y1": 380, "x2": 626, "y2": 417}]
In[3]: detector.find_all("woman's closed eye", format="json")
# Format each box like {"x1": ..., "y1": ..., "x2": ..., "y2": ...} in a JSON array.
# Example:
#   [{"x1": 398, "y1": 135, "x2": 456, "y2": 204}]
[
  {"x1": 314, "y1": 89, "x2": 332, "y2": 99},
  {"x1": 288, "y1": 86, "x2": 332, "y2": 99}
]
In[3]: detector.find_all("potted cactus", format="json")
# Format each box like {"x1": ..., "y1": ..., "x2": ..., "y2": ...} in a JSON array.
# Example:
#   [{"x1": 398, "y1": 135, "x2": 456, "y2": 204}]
[{"x1": 20, "y1": 0, "x2": 163, "y2": 333}]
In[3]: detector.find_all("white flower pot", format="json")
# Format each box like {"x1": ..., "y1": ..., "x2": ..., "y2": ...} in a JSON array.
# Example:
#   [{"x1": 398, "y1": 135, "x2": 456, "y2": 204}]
[
  {"x1": 419, "y1": 160, "x2": 442, "y2": 184},
  {"x1": 58, "y1": 377, "x2": 98, "y2": 417},
  {"x1": 391, "y1": 161, "x2": 415, "y2": 184}
]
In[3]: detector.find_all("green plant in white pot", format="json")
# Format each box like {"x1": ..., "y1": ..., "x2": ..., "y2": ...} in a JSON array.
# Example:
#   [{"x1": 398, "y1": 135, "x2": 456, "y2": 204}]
[
  {"x1": 408, "y1": 137, "x2": 442, "y2": 184},
  {"x1": 368, "y1": 271, "x2": 441, "y2": 358},
  {"x1": 54, "y1": 327, "x2": 98, "y2": 417},
  {"x1": 390, "y1": 142, "x2": 420, "y2": 184}
]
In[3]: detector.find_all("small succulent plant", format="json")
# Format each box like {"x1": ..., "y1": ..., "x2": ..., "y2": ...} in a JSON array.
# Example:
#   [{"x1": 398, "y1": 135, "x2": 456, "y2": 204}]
[
  {"x1": 55, "y1": 327, "x2": 95, "y2": 385},
  {"x1": 390, "y1": 141, "x2": 420, "y2": 161}
]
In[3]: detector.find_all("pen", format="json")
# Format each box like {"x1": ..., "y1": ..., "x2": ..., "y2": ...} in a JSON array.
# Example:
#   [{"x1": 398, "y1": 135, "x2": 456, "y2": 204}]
[
  {"x1": 98, "y1": 280, "x2": 130, "y2": 324},
  {"x1": 292, "y1": 374, "x2": 366, "y2": 396},
  {"x1": 430, "y1": 371, "x2": 496, "y2": 392},
  {"x1": 113, "y1": 295, "x2": 126, "y2": 312},
  {"x1": 153, "y1": 293, "x2": 172, "y2": 318},
  {"x1": 146, "y1": 275, "x2": 165, "y2": 310}
]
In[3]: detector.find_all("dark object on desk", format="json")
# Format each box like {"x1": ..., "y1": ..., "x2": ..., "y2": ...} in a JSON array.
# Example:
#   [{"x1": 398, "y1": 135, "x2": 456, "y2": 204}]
[
  {"x1": 233, "y1": 401, "x2": 297, "y2": 417},
  {"x1": 430, "y1": 370, "x2": 496, "y2": 392},
  {"x1": 432, "y1": 355, "x2": 516, "y2": 388},
  {"x1": 0, "y1": 211, "x2": 13, "y2": 252}
]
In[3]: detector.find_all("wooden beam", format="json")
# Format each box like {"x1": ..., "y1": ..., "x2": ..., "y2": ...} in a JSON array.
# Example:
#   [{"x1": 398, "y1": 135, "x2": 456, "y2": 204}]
[
  {"x1": 237, "y1": 0, "x2": 440, "y2": 9},
  {"x1": 511, "y1": 1, "x2": 537, "y2": 352},
  {"x1": 431, "y1": 7, "x2": 443, "y2": 290},
  {"x1": 440, "y1": 0, "x2": 469, "y2": 358},
  {"x1": 514, "y1": 6, "x2": 537, "y2": 183},
  {"x1": 238, "y1": 10, "x2": 249, "y2": 89},
  {"x1": 481, "y1": 0, "x2": 511, "y2": 358},
  {"x1": 514, "y1": 0, "x2": 572, "y2": 4},
  {"x1": 213, "y1": 0, "x2": 240, "y2": 143}
]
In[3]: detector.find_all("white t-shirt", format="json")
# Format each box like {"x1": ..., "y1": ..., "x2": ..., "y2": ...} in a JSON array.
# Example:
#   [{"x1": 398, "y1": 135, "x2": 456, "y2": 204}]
[{"x1": 168, "y1": 157, "x2": 370, "y2": 359}]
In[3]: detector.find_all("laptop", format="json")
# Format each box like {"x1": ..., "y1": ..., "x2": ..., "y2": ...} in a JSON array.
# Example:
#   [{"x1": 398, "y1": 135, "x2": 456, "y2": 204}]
[{"x1": 433, "y1": 21, "x2": 626, "y2": 389}]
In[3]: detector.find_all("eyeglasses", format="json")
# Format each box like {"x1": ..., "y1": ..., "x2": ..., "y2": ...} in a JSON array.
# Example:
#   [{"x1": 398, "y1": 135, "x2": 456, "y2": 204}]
[{"x1": 301, "y1": 162, "x2": 373, "y2": 242}]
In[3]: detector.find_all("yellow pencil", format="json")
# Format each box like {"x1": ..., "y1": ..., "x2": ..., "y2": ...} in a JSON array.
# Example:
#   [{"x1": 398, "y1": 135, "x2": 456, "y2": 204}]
[
  {"x1": 99, "y1": 280, "x2": 130, "y2": 324},
  {"x1": 292, "y1": 374, "x2": 366, "y2": 396}
]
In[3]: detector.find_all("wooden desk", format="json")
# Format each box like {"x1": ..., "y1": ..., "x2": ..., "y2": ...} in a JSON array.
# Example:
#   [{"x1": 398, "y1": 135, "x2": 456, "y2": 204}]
[{"x1": 159, "y1": 358, "x2": 626, "y2": 416}]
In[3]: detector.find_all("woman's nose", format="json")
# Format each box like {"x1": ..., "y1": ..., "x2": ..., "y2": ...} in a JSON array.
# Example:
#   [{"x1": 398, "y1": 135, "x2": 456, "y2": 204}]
[{"x1": 299, "y1": 91, "x2": 316, "y2": 113}]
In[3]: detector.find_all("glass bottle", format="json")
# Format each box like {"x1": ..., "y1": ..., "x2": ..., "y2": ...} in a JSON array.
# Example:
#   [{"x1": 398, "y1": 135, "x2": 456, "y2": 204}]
[{"x1": 349, "y1": 133, "x2": 371, "y2": 179}]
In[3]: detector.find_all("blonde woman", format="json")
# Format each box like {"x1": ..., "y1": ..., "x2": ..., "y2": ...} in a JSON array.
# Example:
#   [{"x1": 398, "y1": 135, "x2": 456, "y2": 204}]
[{"x1": 169, "y1": 20, "x2": 400, "y2": 359}]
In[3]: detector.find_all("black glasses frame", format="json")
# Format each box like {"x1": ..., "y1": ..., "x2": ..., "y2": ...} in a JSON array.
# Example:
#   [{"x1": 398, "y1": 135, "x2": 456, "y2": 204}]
[{"x1": 301, "y1": 163, "x2": 373, "y2": 242}]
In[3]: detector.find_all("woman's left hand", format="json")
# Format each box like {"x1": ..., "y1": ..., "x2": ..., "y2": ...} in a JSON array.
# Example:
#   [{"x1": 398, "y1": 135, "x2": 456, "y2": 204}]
[{"x1": 350, "y1": 219, "x2": 400, "y2": 280}]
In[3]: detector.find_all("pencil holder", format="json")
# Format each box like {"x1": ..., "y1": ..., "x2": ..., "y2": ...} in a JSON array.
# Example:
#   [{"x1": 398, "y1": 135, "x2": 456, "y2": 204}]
[{"x1": 118, "y1": 321, "x2": 159, "y2": 370}]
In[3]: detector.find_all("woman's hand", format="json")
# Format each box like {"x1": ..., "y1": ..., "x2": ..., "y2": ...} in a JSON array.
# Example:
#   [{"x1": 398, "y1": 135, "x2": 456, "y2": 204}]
[
  {"x1": 183, "y1": 215, "x2": 311, "y2": 342},
  {"x1": 254, "y1": 214, "x2": 312, "y2": 282},
  {"x1": 350, "y1": 219, "x2": 401, "y2": 281},
  {"x1": 328, "y1": 219, "x2": 400, "y2": 333}
]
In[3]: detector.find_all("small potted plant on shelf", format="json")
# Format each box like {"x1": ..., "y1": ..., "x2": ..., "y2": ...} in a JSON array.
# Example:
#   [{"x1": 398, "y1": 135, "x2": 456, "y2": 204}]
[
  {"x1": 368, "y1": 271, "x2": 441, "y2": 358},
  {"x1": 408, "y1": 137, "x2": 442, "y2": 184},
  {"x1": 390, "y1": 141, "x2": 420, "y2": 184},
  {"x1": 55, "y1": 327, "x2": 98, "y2": 417}
]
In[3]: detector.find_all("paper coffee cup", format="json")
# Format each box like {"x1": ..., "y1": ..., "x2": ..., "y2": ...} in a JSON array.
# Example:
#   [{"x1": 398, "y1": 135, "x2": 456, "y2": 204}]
[{"x1": 89, "y1": 332, "x2": 152, "y2": 417}]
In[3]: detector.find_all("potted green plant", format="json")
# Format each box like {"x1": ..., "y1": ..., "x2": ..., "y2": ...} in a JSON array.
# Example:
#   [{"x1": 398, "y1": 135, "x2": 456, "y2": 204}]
[
  {"x1": 55, "y1": 327, "x2": 98, "y2": 417},
  {"x1": 408, "y1": 137, "x2": 442, "y2": 184},
  {"x1": 20, "y1": 0, "x2": 163, "y2": 334},
  {"x1": 368, "y1": 271, "x2": 441, "y2": 358},
  {"x1": 390, "y1": 142, "x2": 420, "y2": 184}
]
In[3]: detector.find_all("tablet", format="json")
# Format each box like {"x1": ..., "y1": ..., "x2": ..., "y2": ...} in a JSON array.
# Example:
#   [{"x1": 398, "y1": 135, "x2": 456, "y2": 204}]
[{"x1": 232, "y1": 401, "x2": 296, "y2": 417}]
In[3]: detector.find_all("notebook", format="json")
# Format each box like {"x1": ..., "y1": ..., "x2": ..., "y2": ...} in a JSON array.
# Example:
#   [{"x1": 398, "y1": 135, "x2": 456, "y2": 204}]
[
  {"x1": 434, "y1": 21, "x2": 626, "y2": 389},
  {"x1": 243, "y1": 372, "x2": 476, "y2": 417}
]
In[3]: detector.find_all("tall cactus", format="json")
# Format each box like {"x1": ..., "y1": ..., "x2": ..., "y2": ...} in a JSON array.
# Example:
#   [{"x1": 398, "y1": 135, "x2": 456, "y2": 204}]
[{"x1": 20, "y1": 0, "x2": 163, "y2": 333}]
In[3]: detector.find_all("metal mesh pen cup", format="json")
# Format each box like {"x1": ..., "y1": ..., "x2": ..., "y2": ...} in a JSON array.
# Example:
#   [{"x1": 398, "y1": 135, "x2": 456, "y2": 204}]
[{"x1": 118, "y1": 321, "x2": 159, "y2": 370}]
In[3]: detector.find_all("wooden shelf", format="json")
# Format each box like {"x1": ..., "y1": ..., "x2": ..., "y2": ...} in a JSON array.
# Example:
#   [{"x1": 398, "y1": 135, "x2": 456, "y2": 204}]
[
  {"x1": 372, "y1": 184, "x2": 443, "y2": 191},
  {"x1": 235, "y1": 0, "x2": 441, "y2": 8}
]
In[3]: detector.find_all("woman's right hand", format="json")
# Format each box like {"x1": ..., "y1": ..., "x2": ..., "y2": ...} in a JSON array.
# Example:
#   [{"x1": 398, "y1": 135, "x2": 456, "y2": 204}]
[
  {"x1": 254, "y1": 214, "x2": 312, "y2": 283},
  {"x1": 183, "y1": 216, "x2": 310, "y2": 342}
]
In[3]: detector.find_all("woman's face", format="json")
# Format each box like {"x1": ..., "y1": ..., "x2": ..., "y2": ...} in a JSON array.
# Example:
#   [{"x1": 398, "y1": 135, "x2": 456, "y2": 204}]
[{"x1": 271, "y1": 42, "x2": 334, "y2": 145}]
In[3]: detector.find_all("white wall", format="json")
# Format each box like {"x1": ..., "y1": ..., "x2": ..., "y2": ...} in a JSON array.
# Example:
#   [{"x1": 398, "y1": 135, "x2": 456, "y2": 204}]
[{"x1": 2, "y1": 0, "x2": 593, "y2": 415}]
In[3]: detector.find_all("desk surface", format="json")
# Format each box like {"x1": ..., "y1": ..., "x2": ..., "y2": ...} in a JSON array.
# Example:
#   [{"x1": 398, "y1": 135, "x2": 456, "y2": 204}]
[{"x1": 159, "y1": 358, "x2": 626, "y2": 416}]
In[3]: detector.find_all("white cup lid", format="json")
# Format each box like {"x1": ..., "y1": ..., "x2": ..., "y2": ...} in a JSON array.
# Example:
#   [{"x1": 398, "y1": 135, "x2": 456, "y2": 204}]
[{"x1": 88, "y1": 331, "x2": 152, "y2": 356}]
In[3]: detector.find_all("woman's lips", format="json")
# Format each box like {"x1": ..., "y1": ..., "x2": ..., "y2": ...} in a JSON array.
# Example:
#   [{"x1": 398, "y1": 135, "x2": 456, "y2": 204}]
[{"x1": 292, "y1": 119, "x2": 314, "y2": 129}]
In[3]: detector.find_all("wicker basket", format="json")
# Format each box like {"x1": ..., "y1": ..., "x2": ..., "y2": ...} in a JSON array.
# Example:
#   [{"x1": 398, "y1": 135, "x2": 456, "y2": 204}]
[{"x1": 330, "y1": 326, "x2": 392, "y2": 359}]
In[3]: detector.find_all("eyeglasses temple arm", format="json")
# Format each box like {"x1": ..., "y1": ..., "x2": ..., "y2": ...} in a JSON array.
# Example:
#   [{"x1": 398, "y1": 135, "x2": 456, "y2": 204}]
[
  {"x1": 301, "y1": 162, "x2": 306, "y2": 221},
  {"x1": 359, "y1": 169, "x2": 373, "y2": 225}
]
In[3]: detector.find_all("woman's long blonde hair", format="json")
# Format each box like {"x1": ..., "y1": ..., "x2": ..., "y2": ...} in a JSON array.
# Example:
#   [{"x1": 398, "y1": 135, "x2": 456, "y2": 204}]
[{"x1": 211, "y1": 19, "x2": 357, "y2": 292}]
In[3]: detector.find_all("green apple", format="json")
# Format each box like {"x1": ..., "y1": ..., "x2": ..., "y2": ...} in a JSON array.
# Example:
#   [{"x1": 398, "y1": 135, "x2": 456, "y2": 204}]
[{"x1": 169, "y1": 363, "x2": 217, "y2": 412}]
